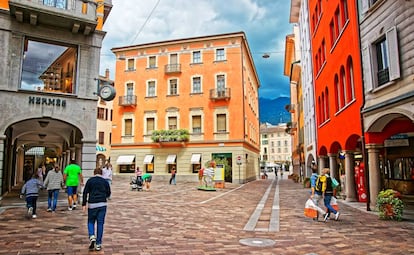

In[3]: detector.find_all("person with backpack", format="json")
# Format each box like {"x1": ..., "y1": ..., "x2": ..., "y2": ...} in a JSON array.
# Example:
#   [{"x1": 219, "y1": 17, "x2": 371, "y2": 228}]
[
  {"x1": 310, "y1": 167, "x2": 327, "y2": 221},
  {"x1": 317, "y1": 168, "x2": 340, "y2": 222}
]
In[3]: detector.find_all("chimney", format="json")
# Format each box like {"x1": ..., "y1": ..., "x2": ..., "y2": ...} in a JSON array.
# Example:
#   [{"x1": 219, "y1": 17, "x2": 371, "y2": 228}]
[{"x1": 105, "y1": 68, "x2": 110, "y2": 79}]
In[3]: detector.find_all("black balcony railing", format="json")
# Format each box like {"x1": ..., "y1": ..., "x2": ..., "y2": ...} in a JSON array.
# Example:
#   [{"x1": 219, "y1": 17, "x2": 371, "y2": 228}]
[
  {"x1": 164, "y1": 64, "x2": 181, "y2": 73},
  {"x1": 209, "y1": 88, "x2": 231, "y2": 100},
  {"x1": 118, "y1": 95, "x2": 137, "y2": 106}
]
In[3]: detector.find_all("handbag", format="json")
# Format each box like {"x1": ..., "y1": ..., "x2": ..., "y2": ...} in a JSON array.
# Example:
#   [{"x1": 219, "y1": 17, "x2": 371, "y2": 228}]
[
  {"x1": 304, "y1": 198, "x2": 318, "y2": 218},
  {"x1": 331, "y1": 196, "x2": 339, "y2": 211}
]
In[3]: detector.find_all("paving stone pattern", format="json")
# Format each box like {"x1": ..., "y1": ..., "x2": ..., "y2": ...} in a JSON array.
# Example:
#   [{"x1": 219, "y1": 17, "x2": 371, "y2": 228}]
[{"x1": 0, "y1": 174, "x2": 413, "y2": 255}]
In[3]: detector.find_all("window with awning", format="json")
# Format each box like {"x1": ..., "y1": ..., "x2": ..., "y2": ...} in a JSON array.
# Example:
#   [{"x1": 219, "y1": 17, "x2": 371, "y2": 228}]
[
  {"x1": 166, "y1": 154, "x2": 176, "y2": 164},
  {"x1": 191, "y1": 153, "x2": 201, "y2": 164},
  {"x1": 143, "y1": 154, "x2": 154, "y2": 164},
  {"x1": 116, "y1": 155, "x2": 135, "y2": 165}
]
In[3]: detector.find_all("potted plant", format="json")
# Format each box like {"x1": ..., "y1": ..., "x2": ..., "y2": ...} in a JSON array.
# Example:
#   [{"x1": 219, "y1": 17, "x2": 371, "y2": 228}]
[{"x1": 376, "y1": 189, "x2": 404, "y2": 221}]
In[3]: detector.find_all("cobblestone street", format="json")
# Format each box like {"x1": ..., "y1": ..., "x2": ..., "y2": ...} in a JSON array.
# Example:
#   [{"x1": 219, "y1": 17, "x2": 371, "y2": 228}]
[{"x1": 0, "y1": 173, "x2": 413, "y2": 255}]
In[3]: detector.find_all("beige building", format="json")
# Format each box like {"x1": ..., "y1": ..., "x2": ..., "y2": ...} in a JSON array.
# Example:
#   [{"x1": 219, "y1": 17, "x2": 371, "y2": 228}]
[{"x1": 260, "y1": 123, "x2": 292, "y2": 167}]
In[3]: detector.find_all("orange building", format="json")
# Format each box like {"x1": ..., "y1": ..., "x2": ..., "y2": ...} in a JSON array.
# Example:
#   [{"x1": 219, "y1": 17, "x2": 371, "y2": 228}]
[
  {"x1": 309, "y1": 0, "x2": 364, "y2": 201},
  {"x1": 110, "y1": 32, "x2": 260, "y2": 183}
]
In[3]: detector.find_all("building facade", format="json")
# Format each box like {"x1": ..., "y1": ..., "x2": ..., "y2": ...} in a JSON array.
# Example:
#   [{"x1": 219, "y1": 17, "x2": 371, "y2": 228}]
[
  {"x1": 110, "y1": 32, "x2": 261, "y2": 183},
  {"x1": 359, "y1": 0, "x2": 414, "y2": 207},
  {"x1": 290, "y1": 0, "x2": 318, "y2": 176},
  {"x1": 0, "y1": 0, "x2": 112, "y2": 195},
  {"x1": 260, "y1": 123, "x2": 292, "y2": 168}
]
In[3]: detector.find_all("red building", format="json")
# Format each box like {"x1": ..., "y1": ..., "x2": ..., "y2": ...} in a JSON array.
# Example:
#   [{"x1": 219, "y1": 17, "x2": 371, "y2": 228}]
[{"x1": 309, "y1": 0, "x2": 364, "y2": 202}]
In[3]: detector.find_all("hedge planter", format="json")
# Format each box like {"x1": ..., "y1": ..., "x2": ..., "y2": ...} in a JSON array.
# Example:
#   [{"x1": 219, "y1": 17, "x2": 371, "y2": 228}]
[{"x1": 376, "y1": 189, "x2": 404, "y2": 221}]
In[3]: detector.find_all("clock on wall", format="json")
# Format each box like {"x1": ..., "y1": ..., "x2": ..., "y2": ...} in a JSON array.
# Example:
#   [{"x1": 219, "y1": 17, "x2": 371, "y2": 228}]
[{"x1": 99, "y1": 84, "x2": 116, "y2": 101}]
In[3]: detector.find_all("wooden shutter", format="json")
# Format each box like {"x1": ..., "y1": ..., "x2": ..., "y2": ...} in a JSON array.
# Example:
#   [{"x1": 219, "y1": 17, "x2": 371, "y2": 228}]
[
  {"x1": 386, "y1": 26, "x2": 400, "y2": 81},
  {"x1": 217, "y1": 114, "x2": 226, "y2": 132},
  {"x1": 362, "y1": 45, "x2": 373, "y2": 92}
]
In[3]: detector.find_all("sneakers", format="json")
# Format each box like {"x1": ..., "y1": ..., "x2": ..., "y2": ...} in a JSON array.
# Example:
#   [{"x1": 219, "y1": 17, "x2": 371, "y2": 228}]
[
  {"x1": 27, "y1": 207, "x2": 33, "y2": 218},
  {"x1": 335, "y1": 212, "x2": 340, "y2": 221},
  {"x1": 323, "y1": 213, "x2": 329, "y2": 222},
  {"x1": 72, "y1": 203, "x2": 77, "y2": 209},
  {"x1": 68, "y1": 207, "x2": 73, "y2": 211},
  {"x1": 89, "y1": 235, "x2": 96, "y2": 251},
  {"x1": 47, "y1": 208, "x2": 52, "y2": 212},
  {"x1": 95, "y1": 244, "x2": 102, "y2": 251},
  {"x1": 32, "y1": 214, "x2": 37, "y2": 219}
]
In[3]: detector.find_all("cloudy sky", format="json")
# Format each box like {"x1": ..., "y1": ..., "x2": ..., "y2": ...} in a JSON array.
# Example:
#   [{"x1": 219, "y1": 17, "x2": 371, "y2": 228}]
[{"x1": 100, "y1": 0, "x2": 293, "y2": 99}]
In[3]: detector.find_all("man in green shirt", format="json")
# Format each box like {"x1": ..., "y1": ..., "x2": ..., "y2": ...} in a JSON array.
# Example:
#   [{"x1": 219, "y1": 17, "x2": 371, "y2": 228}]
[{"x1": 63, "y1": 160, "x2": 84, "y2": 210}]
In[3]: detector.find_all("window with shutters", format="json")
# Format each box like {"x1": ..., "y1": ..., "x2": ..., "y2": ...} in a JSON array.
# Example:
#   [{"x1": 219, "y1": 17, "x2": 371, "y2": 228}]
[
  {"x1": 168, "y1": 117, "x2": 177, "y2": 130},
  {"x1": 146, "y1": 118, "x2": 155, "y2": 135},
  {"x1": 192, "y1": 115, "x2": 201, "y2": 133},
  {"x1": 148, "y1": 56, "x2": 157, "y2": 68},
  {"x1": 363, "y1": 26, "x2": 400, "y2": 91},
  {"x1": 216, "y1": 114, "x2": 226, "y2": 132},
  {"x1": 127, "y1": 58, "x2": 135, "y2": 71},
  {"x1": 124, "y1": 119, "x2": 132, "y2": 136}
]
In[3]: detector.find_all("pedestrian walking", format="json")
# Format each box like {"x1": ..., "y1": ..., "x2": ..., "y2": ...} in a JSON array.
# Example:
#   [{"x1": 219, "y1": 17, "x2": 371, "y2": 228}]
[
  {"x1": 82, "y1": 167, "x2": 111, "y2": 251},
  {"x1": 102, "y1": 163, "x2": 113, "y2": 199},
  {"x1": 63, "y1": 160, "x2": 84, "y2": 211},
  {"x1": 309, "y1": 166, "x2": 326, "y2": 221},
  {"x1": 20, "y1": 173, "x2": 44, "y2": 219},
  {"x1": 142, "y1": 172, "x2": 152, "y2": 191},
  {"x1": 318, "y1": 168, "x2": 340, "y2": 222},
  {"x1": 169, "y1": 167, "x2": 176, "y2": 185},
  {"x1": 43, "y1": 165, "x2": 63, "y2": 213}
]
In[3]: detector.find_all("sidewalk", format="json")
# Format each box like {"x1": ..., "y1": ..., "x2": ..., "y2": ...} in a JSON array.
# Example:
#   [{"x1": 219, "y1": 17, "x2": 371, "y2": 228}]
[{"x1": 0, "y1": 174, "x2": 413, "y2": 254}]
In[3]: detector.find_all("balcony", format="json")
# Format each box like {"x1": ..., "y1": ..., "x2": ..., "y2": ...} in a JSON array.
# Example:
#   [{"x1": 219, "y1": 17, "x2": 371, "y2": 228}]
[
  {"x1": 118, "y1": 95, "x2": 137, "y2": 106},
  {"x1": 209, "y1": 88, "x2": 231, "y2": 101},
  {"x1": 9, "y1": 0, "x2": 98, "y2": 35},
  {"x1": 164, "y1": 64, "x2": 181, "y2": 74}
]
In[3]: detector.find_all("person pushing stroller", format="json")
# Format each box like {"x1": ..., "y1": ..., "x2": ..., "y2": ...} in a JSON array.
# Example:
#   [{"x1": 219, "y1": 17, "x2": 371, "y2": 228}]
[{"x1": 130, "y1": 166, "x2": 143, "y2": 191}]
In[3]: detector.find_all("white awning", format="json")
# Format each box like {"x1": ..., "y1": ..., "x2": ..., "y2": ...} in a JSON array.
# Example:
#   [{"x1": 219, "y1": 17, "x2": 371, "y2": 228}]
[
  {"x1": 143, "y1": 154, "x2": 154, "y2": 164},
  {"x1": 116, "y1": 155, "x2": 135, "y2": 165},
  {"x1": 166, "y1": 154, "x2": 176, "y2": 164},
  {"x1": 25, "y1": 147, "x2": 44, "y2": 156},
  {"x1": 191, "y1": 153, "x2": 201, "y2": 164}
]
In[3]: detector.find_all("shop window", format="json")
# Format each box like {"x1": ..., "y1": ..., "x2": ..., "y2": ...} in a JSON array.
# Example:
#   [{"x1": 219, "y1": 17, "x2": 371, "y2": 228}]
[{"x1": 21, "y1": 38, "x2": 77, "y2": 94}]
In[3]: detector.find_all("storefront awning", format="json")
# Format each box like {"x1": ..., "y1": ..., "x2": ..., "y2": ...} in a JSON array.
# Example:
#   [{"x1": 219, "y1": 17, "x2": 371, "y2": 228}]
[
  {"x1": 191, "y1": 153, "x2": 201, "y2": 164},
  {"x1": 166, "y1": 154, "x2": 176, "y2": 164},
  {"x1": 143, "y1": 154, "x2": 154, "y2": 164},
  {"x1": 96, "y1": 145, "x2": 106, "y2": 151},
  {"x1": 116, "y1": 155, "x2": 135, "y2": 165}
]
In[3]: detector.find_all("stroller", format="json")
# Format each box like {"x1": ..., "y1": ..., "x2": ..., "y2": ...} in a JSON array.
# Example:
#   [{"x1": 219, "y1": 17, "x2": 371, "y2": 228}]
[{"x1": 130, "y1": 176, "x2": 143, "y2": 191}]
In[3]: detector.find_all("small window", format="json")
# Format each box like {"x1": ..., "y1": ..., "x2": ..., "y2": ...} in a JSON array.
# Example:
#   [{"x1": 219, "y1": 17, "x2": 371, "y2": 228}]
[
  {"x1": 147, "y1": 81, "x2": 156, "y2": 97},
  {"x1": 98, "y1": 132, "x2": 104, "y2": 144},
  {"x1": 124, "y1": 119, "x2": 132, "y2": 136},
  {"x1": 192, "y1": 115, "x2": 201, "y2": 133},
  {"x1": 148, "y1": 56, "x2": 157, "y2": 68},
  {"x1": 192, "y1": 51, "x2": 201, "y2": 63},
  {"x1": 169, "y1": 79, "x2": 178, "y2": 95},
  {"x1": 127, "y1": 59, "x2": 135, "y2": 71},
  {"x1": 217, "y1": 114, "x2": 226, "y2": 132},
  {"x1": 168, "y1": 116, "x2": 177, "y2": 130},
  {"x1": 97, "y1": 107, "x2": 105, "y2": 120},
  {"x1": 146, "y1": 118, "x2": 155, "y2": 134},
  {"x1": 216, "y1": 48, "x2": 225, "y2": 61},
  {"x1": 192, "y1": 77, "x2": 201, "y2": 93}
]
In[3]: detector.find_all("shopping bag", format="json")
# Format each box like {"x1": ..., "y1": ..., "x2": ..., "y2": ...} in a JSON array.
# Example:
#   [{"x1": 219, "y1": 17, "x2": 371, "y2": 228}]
[
  {"x1": 304, "y1": 198, "x2": 318, "y2": 218},
  {"x1": 331, "y1": 196, "x2": 339, "y2": 211},
  {"x1": 331, "y1": 177, "x2": 339, "y2": 188}
]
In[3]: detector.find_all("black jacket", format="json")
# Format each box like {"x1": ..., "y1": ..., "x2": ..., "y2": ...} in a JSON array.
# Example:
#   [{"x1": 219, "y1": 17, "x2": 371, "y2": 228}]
[{"x1": 82, "y1": 175, "x2": 111, "y2": 206}]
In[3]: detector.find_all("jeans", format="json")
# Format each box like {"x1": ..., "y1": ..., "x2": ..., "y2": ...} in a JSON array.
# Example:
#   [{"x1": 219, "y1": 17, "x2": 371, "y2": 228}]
[
  {"x1": 26, "y1": 196, "x2": 38, "y2": 215},
  {"x1": 48, "y1": 189, "x2": 60, "y2": 211},
  {"x1": 88, "y1": 206, "x2": 107, "y2": 245},
  {"x1": 169, "y1": 176, "x2": 176, "y2": 185},
  {"x1": 323, "y1": 194, "x2": 337, "y2": 216}
]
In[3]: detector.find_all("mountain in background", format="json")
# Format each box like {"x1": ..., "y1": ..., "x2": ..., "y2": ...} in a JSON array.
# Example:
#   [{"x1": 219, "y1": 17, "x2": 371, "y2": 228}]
[{"x1": 259, "y1": 97, "x2": 291, "y2": 125}]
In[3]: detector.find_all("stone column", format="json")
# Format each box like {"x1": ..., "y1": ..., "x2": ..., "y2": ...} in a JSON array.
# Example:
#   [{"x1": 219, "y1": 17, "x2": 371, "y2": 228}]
[
  {"x1": 366, "y1": 144, "x2": 382, "y2": 208},
  {"x1": 344, "y1": 150, "x2": 357, "y2": 201},
  {"x1": 0, "y1": 135, "x2": 5, "y2": 194},
  {"x1": 318, "y1": 155, "x2": 327, "y2": 173},
  {"x1": 328, "y1": 153, "x2": 338, "y2": 179}
]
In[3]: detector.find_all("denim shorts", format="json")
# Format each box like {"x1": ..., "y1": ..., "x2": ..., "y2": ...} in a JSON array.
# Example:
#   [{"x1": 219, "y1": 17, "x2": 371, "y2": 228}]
[{"x1": 67, "y1": 186, "x2": 78, "y2": 196}]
